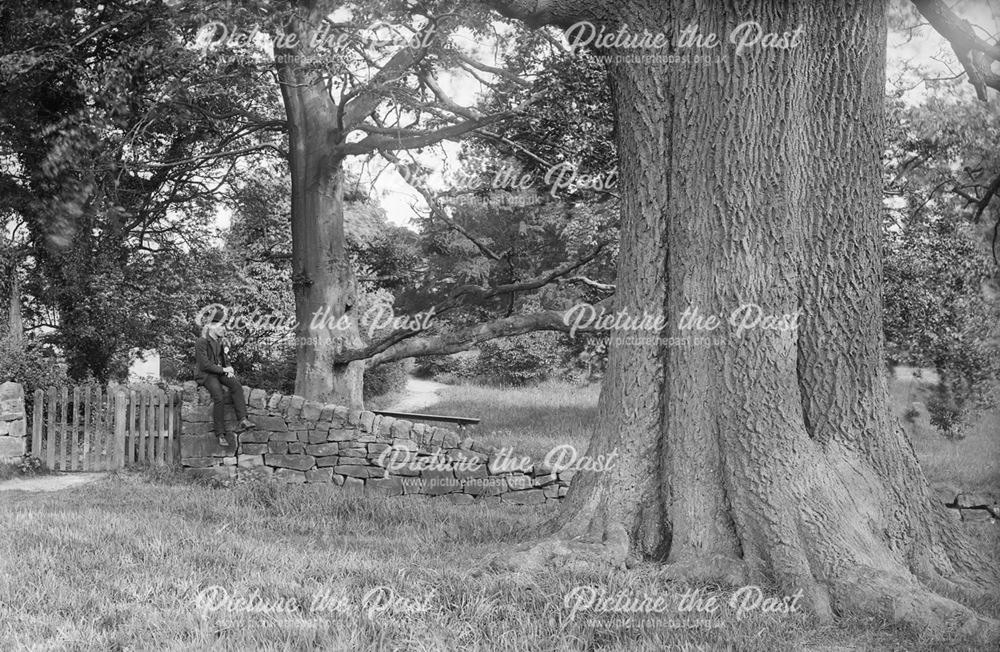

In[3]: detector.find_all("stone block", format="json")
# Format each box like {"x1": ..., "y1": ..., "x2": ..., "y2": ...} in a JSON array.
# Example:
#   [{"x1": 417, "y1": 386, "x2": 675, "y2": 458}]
[
  {"x1": 455, "y1": 463, "x2": 488, "y2": 480},
  {"x1": 319, "y1": 405, "x2": 336, "y2": 422},
  {"x1": 306, "y1": 443, "x2": 339, "y2": 456},
  {"x1": 267, "y1": 392, "x2": 282, "y2": 410},
  {"x1": 462, "y1": 477, "x2": 505, "y2": 496},
  {"x1": 339, "y1": 446, "x2": 367, "y2": 458},
  {"x1": 0, "y1": 419, "x2": 25, "y2": 438},
  {"x1": 543, "y1": 485, "x2": 561, "y2": 499},
  {"x1": 238, "y1": 455, "x2": 265, "y2": 469},
  {"x1": 332, "y1": 473, "x2": 345, "y2": 486},
  {"x1": 502, "y1": 489, "x2": 546, "y2": 505},
  {"x1": 306, "y1": 467, "x2": 334, "y2": 483},
  {"x1": 448, "y1": 493, "x2": 474, "y2": 505},
  {"x1": 343, "y1": 477, "x2": 364, "y2": 491},
  {"x1": 248, "y1": 415, "x2": 288, "y2": 432},
  {"x1": 288, "y1": 442, "x2": 305, "y2": 454},
  {"x1": 182, "y1": 456, "x2": 217, "y2": 468},
  {"x1": 222, "y1": 456, "x2": 237, "y2": 466},
  {"x1": 328, "y1": 428, "x2": 355, "y2": 442},
  {"x1": 505, "y1": 474, "x2": 533, "y2": 491},
  {"x1": 392, "y1": 437, "x2": 418, "y2": 452},
  {"x1": 368, "y1": 442, "x2": 390, "y2": 457},
  {"x1": 180, "y1": 434, "x2": 228, "y2": 459},
  {"x1": 267, "y1": 441, "x2": 287, "y2": 454},
  {"x1": 287, "y1": 395, "x2": 306, "y2": 418},
  {"x1": 274, "y1": 468, "x2": 306, "y2": 484},
  {"x1": 307, "y1": 430, "x2": 327, "y2": 444},
  {"x1": 419, "y1": 469, "x2": 458, "y2": 495},
  {"x1": 0, "y1": 381, "x2": 25, "y2": 412},
  {"x1": 533, "y1": 473, "x2": 558, "y2": 487},
  {"x1": 184, "y1": 421, "x2": 215, "y2": 435},
  {"x1": 315, "y1": 456, "x2": 340, "y2": 467},
  {"x1": 390, "y1": 420, "x2": 412, "y2": 438},
  {"x1": 378, "y1": 416, "x2": 395, "y2": 437},
  {"x1": 301, "y1": 400, "x2": 323, "y2": 422},
  {"x1": 248, "y1": 389, "x2": 267, "y2": 409},
  {"x1": 347, "y1": 409, "x2": 363, "y2": 426},
  {"x1": 0, "y1": 434, "x2": 24, "y2": 461},
  {"x1": 334, "y1": 464, "x2": 370, "y2": 479},
  {"x1": 367, "y1": 476, "x2": 404, "y2": 496},
  {"x1": 359, "y1": 411, "x2": 376, "y2": 432},
  {"x1": 240, "y1": 443, "x2": 267, "y2": 455},
  {"x1": 238, "y1": 430, "x2": 270, "y2": 443},
  {"x1": 956, "y1": 493, "x2": 997, "y2": 509},
  {"x1": 264, "y1": 454, "x2": 315, "y2": 471}
]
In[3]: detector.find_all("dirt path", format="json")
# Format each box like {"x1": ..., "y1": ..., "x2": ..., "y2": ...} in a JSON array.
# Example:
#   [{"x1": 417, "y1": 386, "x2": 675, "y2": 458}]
[
  {"x1": 0, "y1": 473, "x2": 107, "y2": 493},
  {"x1": 387, "y1": 376, "x2": 447, "y2": 412}
]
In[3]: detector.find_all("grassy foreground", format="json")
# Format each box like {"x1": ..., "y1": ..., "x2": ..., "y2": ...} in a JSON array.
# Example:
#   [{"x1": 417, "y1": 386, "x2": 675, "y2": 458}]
[
  {"x1": 0, "y1": 471, "x2": 973, "y2": 652},
  {"x1": 0, "y1": 378, "x2": 996, "y2": 651}
]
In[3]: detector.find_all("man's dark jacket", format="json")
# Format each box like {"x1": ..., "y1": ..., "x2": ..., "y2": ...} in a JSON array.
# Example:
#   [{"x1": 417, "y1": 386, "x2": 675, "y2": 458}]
[{"x1": 194, "y1": 336, "x2": 229, "y2": 384}]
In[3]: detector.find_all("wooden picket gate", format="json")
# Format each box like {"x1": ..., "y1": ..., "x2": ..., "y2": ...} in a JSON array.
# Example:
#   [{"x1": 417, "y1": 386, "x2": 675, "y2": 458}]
[{"x1": 29, "y1": 386, "x2": 181, "y2": 471}]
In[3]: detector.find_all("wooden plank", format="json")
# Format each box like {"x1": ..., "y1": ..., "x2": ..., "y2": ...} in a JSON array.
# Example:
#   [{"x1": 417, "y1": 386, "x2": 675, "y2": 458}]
[
  {"x1": 46, "y1": 387, "x2": 56, "y2": 470},
  {"x1": 114, "y1": 390, "x2": 126, "y2": 470},
  {"x1": 139, "y1": 390, "x2": 148, "y2": 465},
  {"x1": 60, "y1": 386, "x2": 69, "y2": 471},
  {"x1": 31, "y1": 389, "x2": 42, "y2": 460},
  {"x1": 69, "y1": 386, "x2": 80, "y2": 471},
  {"x1": 156, "y1": 390, "x2": 166, "y2": 465},
  {"x1": 127, "y1": 390, "x2": 137, "y2": 465},
  {"x1": 94, "y1": 385, "x2": 104, "y2": 471},
  {"x1": 82, "y1": 387, "x2": 92, "y2": 471},
  {"x1": 166, "y1": 391, "x2": 175, "y2": 465}
]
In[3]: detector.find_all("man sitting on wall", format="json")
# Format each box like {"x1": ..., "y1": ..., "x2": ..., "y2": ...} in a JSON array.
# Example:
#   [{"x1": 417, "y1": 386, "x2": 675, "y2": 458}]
[{"x1": 195, "y1": 321, "x2": 255, "y2": 447}]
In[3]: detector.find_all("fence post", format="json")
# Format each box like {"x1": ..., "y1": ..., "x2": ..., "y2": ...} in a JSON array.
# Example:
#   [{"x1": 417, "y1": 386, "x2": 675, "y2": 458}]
[
  {"x1": 46, "y1": 387, "x2": 56, "y2": 470},
  {"x1": 32, "y1": 389, "x2": 42, "y2": 459},
  {"x1": 114, "y1": 390, "x2": 126, "y2": 470}
]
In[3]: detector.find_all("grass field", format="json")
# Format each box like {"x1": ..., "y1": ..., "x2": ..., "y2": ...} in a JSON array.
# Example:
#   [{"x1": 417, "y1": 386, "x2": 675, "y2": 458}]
[{"x1": 0, "y1": 377, "x2": 996, "y2": 651}]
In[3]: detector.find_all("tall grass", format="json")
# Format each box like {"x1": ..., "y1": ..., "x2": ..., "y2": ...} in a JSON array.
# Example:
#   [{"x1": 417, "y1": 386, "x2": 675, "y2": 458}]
[
  {"x1": 410, "y1": 380, "x2": 599, "y2": 459},
  {"x1": 0, "y1": 471, "x2": 963, "y2": 651}
]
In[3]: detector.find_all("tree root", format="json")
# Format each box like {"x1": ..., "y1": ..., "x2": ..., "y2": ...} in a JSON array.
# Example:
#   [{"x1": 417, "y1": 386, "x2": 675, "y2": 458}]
[{"x1": 833, "y1": 568, "x2": 1000, "y2": 647}]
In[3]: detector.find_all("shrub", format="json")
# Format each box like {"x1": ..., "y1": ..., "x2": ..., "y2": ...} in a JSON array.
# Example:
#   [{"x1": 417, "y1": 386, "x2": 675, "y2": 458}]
[
  {"x1": 363, "y1": 358, "x2": 412, "y2": 401},
  {"x1": 412, "y1": 354, "x2": 466, "y2": 379},
  {"x1": 0, "y1": 336, "x2": 69, "y2": 415},
  {"x1": 472, "y1": 331, "x2": 564, "y2": 386}
]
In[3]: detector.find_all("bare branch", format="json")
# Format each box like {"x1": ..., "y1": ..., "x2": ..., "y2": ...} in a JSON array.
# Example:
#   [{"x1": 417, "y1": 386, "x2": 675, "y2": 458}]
[{"x1": 911, "y1": 0, "x2": 1000, "y2": 100}]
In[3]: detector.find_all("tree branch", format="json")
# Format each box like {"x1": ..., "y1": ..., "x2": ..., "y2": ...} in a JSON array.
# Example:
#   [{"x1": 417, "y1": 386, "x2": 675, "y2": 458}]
[
  {"x1": 483, "y1": 0, "x2": 597, "y2": 29},
  {"x1": 361, "y1": 297, "x2": 613, "y2": 368},
  {"x1": 911, "y1": 0, "x2": 1000, "y2": 101}
]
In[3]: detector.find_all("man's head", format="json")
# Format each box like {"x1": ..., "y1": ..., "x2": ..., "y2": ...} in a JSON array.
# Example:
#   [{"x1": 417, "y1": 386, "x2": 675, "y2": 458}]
[{"x1": 204, "y1": 322, "x2": 227, "y2": 340}]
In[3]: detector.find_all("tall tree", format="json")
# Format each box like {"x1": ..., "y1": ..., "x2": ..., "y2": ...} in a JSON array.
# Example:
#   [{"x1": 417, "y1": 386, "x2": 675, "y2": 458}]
[{"x1": 487, "y1": 0, "x2": 998, "y2": 642}]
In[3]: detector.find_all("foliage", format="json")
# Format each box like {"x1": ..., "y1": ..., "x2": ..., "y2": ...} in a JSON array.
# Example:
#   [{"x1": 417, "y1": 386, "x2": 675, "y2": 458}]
[
  {"x1": 0, "y1": 335, "x2": 68, "y2": 414},
  {"x1": 362, "y1": 359, "x2": 411, "y2": 401},
  {"x1": 882, "y1": 81, "x2": 1000, "y2": 436},
  {"x1": 472, "y1": 331, "x2": 565, "y2": 386}
]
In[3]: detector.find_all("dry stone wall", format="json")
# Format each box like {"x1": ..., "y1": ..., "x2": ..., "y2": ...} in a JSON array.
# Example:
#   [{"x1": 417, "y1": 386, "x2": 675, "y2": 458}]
[
  {"x1": 0, "y1": 382, "x2": 27, "y2": 463},
  {"x1": 179, "y1": 382, "x2": 572, "y2": 504}
]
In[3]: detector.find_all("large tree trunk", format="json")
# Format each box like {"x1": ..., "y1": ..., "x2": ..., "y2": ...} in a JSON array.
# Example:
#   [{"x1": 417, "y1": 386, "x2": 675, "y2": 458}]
[
  {"x1": 7, "y1": 273, "x2": 23, "y2": 342},
  {"x1": 277, "y1": 9, "x2": 364, "y2": 408},
  {"x1": 496, "y1": 0, "x2": 997, "y2": 641}
]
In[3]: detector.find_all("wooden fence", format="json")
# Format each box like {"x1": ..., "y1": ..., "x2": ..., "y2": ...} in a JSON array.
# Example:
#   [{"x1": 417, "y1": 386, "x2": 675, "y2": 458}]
[{"x1": 29, "y1": 386, "x2": 181, "y2": 471}]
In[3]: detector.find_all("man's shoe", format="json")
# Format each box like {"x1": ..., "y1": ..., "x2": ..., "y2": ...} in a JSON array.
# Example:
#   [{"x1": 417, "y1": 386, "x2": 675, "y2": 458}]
[{"x1": 236, "y1": 418, "x2": 255, "y2": 432}]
